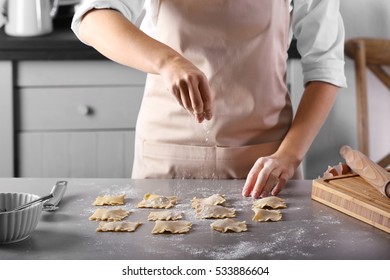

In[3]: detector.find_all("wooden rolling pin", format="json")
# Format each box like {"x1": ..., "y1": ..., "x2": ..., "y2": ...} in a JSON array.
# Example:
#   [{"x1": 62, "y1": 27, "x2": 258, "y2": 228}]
[{"x1": 340, "y1": 145, "x2": 390, "y2": 198}]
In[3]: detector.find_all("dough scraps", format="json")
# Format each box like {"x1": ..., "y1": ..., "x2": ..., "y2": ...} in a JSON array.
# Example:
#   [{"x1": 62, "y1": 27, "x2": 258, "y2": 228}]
[
  {"x1": 151, "y1": 220, "x2": 192, "y2": 234},
  {"x1": 210, "y1": 218, "x2": 247, "y2": 233},
  {"x1": 89, "y1": 208, "x2": 130, "y2": 221},
  {"x1": 137, "y1": 193, "x2": 177, "y2": 209},
  {"x1": 92, "y1": 194, "x2": 125, "y2": 206},
  {"x1": 96, "y1": 221, "x2": 142, "y2": 232},
  {"x1": 191, "y1": 194, "x2": 226, "y2": 208},
  {"x1": 147, "y1": 210, "x2": 182, "y2": 221},
  {"x1": 252, "y1": 196, "x2": 286, "y2": 209},
  {"x1": 195, "y1": 205, "x2": 236, "y2": 219},
  {"x1": 252, "y1": 208, "x2": 282, "y2": 222}
]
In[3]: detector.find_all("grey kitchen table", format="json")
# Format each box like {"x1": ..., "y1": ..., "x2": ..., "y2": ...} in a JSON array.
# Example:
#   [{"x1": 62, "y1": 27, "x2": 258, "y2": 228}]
[{"x1": 0, "y1": 178, "x2": 389, "y2": 260}]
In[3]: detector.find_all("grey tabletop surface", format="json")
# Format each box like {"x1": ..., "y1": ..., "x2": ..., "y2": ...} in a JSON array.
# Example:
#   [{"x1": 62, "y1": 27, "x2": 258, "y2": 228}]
[{"x1": 0, "y1": 178, "x2": 389, "y2": 260}]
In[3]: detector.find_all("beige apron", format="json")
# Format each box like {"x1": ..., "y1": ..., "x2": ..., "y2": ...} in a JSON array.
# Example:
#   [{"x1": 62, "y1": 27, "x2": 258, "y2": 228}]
[{"x1": 132, "y1": 0, "x2": 294, "y2": 179}]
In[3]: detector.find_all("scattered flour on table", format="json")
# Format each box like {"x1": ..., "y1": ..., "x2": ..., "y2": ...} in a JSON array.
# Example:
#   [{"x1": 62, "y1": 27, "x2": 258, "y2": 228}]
[
  {"x1": 314, "y1": 211, "x2": 342, "y2": 224},
  {"x1": 171, "y1": 213, "x2": 339, "y2": 259},
  {"x1": 97, "y1": 184, "x2": 139, "y2": 203},
  {"x1": 180, "y1": 241, "x2": 263, "y2": 260}
]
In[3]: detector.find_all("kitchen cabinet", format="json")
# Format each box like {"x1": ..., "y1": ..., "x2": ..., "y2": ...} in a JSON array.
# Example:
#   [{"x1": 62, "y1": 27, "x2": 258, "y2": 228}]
[
  {"x1": 1, "y1": 60, "x2": 146, "y2": 178},
  {"x1": 17, "y1": 61, "x2": 146, "y2": 177}
]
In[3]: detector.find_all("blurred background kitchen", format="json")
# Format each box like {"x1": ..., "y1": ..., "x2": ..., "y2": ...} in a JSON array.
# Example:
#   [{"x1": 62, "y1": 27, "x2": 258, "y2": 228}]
[{"x1": 0, "y1": 0, "x2": 389, "y2": 179}]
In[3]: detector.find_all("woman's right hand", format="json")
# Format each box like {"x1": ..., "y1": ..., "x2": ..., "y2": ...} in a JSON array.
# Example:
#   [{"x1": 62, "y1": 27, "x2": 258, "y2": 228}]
[
  {"x1": 160, "y1": 55, "x2": 213, "y2": 123},
  {"x1": 79, "y1": 9, "x2": 212, "y2": 123}
]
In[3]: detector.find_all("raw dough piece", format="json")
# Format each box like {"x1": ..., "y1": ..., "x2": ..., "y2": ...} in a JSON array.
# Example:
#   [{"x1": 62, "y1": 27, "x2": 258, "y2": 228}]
[
  {"x1": 151, "y1": 220, "x2": 192, "y2": 234},
  {"x1": 195, "y1": 205, "x2": 236, "y2": 219},
  {"x1": 252, "y1": 196, "x2": 286, "y2": 209},
  {"x1": 191, "y1": 194, "x2": 226, "y2": 208},
  {"x1": 96, "y1": 221, "x2": 142, "y2": 232},
  {"x1": 148, "y1": 210, "x2": 182, "y2": 221},
  {"x1": 210, "y1": 218, "x2": 247, "y2": 233},
  {"x1": 89, "y1": 208, "x2": 130, "y2": 221},
  {"x1": 252, "y1": 208, "x2": 282, "y2": 222},
  {"x1": 137, "y1": 193, "x2": 177, "y2": 209},
  {"x1": 93, "y1": 194, "x2": 125, "y2": 206}
]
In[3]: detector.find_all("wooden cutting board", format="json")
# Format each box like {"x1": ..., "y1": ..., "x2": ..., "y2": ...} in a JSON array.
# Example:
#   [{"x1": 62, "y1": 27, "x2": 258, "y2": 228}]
[{"x1": 312, "y1": 174, "x2": 390, "y2": 233}]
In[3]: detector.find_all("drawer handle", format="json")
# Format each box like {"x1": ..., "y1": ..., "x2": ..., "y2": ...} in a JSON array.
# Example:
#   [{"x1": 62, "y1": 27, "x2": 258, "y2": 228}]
[{"x1": 77, "y1": 105, "x2": 93, "y2": 116}]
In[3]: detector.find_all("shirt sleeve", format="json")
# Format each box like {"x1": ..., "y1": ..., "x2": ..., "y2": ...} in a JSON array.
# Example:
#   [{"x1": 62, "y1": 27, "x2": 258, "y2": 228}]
[
  {"x1": 71, "y1": 0, "x2": 145, "y2": 44},
  {"x1": 292, "y1": 0, "x2": 347, "y2": 88}
]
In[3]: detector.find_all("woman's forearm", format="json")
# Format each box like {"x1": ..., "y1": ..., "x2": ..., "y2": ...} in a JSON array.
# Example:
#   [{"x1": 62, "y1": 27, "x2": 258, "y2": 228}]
[
  {"x1": 78, "y1": 9, "x2": 180, "y2": 75},
  {"x1": 276, "y1": 81, "x2": 339, "y2": 164}
]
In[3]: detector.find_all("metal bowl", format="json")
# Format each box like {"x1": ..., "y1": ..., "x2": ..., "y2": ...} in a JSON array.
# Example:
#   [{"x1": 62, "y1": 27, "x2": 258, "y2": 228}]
[{"x1": 0, "y1": 193, "x2": 43, "y2": 244}]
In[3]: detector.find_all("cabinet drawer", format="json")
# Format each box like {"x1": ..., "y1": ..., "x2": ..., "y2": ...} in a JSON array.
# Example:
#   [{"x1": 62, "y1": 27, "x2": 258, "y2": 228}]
[
  {"x1": 17, "y1": 86, "x2": 144, "y2": 131},
  {"x1": 16, "y1": 61, "x2": 146, "y2": 87}
]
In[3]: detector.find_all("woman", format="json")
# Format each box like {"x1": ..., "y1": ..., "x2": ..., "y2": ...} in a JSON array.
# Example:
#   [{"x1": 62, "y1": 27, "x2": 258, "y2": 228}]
[{"x1": 72, "y1": 0, "x2": 347, "y2": 198}]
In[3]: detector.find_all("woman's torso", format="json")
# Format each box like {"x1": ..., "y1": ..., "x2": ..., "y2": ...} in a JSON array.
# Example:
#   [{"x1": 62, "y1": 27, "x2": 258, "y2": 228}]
[{"x1": 133, "y1": 0, "x2": 293, "y2": 179}]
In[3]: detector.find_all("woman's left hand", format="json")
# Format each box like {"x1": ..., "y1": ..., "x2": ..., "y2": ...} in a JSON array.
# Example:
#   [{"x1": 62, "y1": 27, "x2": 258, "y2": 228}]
[
  {"x1": 242, "y1": 152, "x2": 299, "y2": 198},
  {"x1": 242, "y1": 82, "x2": 339, "y2": 198}
]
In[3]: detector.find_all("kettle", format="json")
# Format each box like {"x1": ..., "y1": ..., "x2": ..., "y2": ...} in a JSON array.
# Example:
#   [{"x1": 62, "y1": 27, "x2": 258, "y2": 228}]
[{"x1": 1, "y1": 0, "x2": 58, "y2": 37}]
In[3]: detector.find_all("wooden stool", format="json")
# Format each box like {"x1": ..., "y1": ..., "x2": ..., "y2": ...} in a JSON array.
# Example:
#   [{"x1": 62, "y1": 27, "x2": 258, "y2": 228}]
[{"x1": 345, "y1": 38, "x2": 390, "y2": 167}]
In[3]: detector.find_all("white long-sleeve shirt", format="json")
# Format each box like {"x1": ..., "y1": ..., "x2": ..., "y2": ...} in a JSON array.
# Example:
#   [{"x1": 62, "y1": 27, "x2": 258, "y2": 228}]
[{"x1": 71, "y1": 0, "x2": 347, "y2": 88}]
